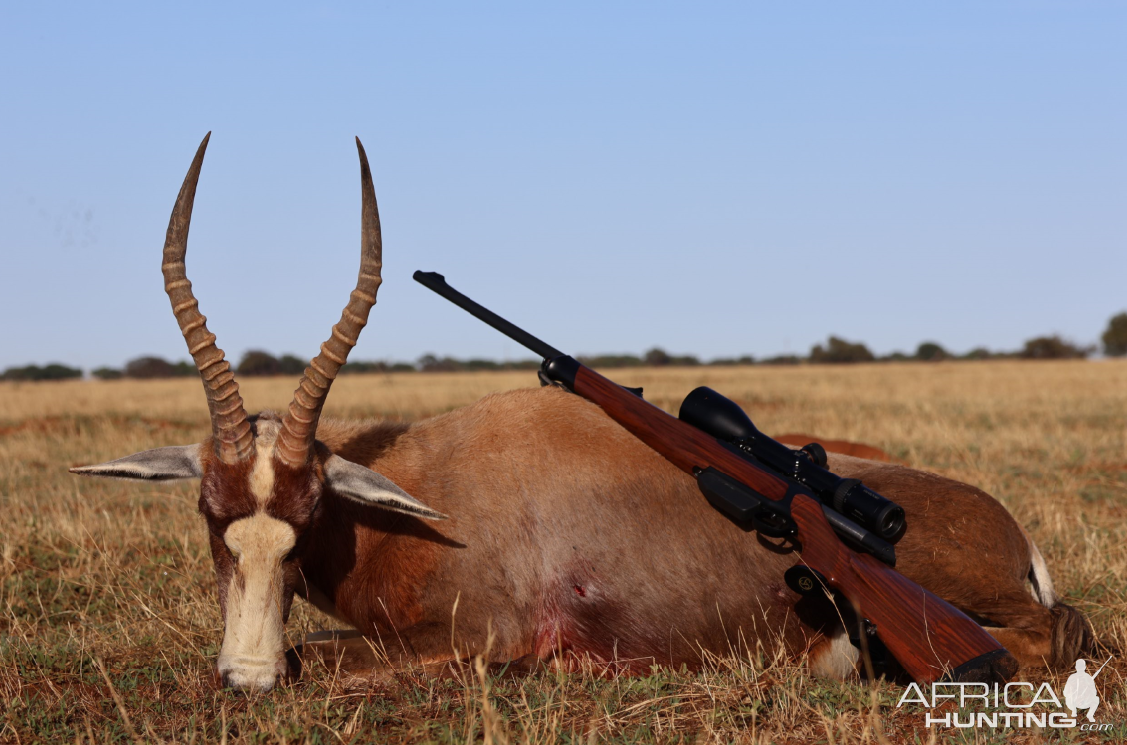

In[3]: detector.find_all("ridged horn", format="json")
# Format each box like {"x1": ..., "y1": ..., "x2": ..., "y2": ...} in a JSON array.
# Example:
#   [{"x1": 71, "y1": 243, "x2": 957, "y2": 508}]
[
  {"x1": 276, "y1": 138, "x2": 382, "y2": 467},
  {"x1": 162, "y1": 133, "x2": 254, "y2": 464}
]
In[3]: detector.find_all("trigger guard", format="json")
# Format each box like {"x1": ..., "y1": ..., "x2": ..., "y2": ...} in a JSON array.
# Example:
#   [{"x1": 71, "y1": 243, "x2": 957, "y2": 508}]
[{"x1": 753, "y1": 513, "x2": 797, "y2": 538}]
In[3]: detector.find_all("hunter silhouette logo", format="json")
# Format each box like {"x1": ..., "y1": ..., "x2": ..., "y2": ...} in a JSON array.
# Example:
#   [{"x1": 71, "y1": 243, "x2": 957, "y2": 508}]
[
  {"x1": 896, "y1": 656, "x2": 1115, "y2": 731},
  {"x1": 1064, "y1": 656, "x2": 1110, "y2": 722}
]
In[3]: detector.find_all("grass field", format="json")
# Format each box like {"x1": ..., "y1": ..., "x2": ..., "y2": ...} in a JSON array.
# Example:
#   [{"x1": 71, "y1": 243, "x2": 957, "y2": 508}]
[{"x1": 2, "y1": 360, "x2": 1125, "y2": 743}]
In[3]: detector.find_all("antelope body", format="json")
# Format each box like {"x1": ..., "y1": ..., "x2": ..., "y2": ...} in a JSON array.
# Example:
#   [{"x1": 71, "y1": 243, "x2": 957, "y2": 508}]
[{"x1": 73, "y1": 135, "x2": 1092, "y2": 691}]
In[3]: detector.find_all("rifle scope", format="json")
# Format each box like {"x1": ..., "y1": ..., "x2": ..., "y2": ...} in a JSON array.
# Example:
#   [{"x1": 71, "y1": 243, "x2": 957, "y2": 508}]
[{"x1": 678, "y1": 387, "x2": 906, "y2": 541}]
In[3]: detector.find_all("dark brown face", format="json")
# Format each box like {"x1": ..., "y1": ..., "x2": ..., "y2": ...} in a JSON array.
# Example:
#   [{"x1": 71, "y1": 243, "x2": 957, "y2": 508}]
[{"x1": 197, "y1": 418, "x2": 323, "y2": 692}]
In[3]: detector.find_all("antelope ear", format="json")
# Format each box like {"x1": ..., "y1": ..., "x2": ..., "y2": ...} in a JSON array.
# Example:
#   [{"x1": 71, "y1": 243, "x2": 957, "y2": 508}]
[
  {"x1": 324, "y1": 455, "x2": 447, "y2": 520},
  {"x1": 69, "y1": 444, "x2": 204, "y2": 481}
]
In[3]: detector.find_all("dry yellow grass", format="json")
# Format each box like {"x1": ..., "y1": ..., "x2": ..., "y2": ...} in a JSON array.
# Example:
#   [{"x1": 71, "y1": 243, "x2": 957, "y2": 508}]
[{"x1": 1, "y1": 360, "x2": 1124, "y2": 743}]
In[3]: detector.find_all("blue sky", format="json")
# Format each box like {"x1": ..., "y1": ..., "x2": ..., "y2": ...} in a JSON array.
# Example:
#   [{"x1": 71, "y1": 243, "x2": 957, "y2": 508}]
[{"x1": 1, "y1": 2, "x2": 1123, "y2": 369}]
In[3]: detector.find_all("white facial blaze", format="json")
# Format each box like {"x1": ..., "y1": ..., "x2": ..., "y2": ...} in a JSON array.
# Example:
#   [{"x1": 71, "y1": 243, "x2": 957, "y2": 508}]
[
  {"x1": 249, "y1": 420, "x2": 280, "y2": 507},
  {"x1": 217, "y1": 512, "x2": 296, "y2": 691}
]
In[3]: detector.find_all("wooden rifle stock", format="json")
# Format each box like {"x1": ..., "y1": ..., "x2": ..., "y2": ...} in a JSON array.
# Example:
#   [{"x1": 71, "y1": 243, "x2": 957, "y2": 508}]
[{"x1": 549, "y1": 356, "x2": 1018, "y2": 684}]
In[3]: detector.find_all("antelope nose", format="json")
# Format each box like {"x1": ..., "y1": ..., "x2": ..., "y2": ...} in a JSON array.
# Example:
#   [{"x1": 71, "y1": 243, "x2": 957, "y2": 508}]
[{"x1": 218, "y1": 667, "x2": 282, "y2": 692}]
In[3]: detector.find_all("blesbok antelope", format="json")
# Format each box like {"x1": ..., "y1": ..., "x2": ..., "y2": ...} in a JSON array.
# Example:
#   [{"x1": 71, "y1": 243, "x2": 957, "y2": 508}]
[{"x1": 72, "y1": 135, "x2": 1092, "y2": 692}]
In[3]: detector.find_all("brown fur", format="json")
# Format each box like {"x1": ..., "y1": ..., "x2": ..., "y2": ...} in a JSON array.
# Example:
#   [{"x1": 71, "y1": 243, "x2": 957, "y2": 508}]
[
  {"x1": 285, "y1": 386, "x2": 1090, "y2": 681},
  {"x1": 1050, "y1": 603, "x2": 1097, "y2": 670}
]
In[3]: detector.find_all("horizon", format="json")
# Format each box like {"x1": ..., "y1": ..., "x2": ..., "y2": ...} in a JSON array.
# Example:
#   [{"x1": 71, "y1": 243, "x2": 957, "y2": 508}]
[
  {"x1": 2, "y1": 3, "x2": 1124, "y2": 370},
  {"x1": 2, "y1": 331, "x2": 1112, "y2": 381}
]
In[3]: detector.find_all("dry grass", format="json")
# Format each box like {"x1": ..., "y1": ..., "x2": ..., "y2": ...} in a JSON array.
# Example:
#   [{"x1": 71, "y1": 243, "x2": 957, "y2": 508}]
[{"x1": 1, "y1": 360, "x2": 1125, "y2": 743}]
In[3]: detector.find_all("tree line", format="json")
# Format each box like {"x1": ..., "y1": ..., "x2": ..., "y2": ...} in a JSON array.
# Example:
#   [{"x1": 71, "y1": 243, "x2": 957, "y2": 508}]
[{"x1": 5, "y1": 313, "x2": 1127, "y2": 382}]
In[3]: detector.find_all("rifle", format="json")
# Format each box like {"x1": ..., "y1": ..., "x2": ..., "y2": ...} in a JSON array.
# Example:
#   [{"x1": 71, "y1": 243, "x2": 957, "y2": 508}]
[{"x1": 414, "y1": 270, "x2": 1018, "y2": 684}]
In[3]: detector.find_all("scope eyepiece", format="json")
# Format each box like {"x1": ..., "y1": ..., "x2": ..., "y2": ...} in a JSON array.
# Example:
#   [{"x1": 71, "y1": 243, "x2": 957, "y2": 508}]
[{"x1": 832, "y1": 479, "x2": 905, "y2": 540}]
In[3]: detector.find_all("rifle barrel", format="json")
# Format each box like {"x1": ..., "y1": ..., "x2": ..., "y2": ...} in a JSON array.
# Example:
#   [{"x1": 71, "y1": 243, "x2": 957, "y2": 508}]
[{"x1": 414, "y1": 271, "x2": 563, "y2": 360}]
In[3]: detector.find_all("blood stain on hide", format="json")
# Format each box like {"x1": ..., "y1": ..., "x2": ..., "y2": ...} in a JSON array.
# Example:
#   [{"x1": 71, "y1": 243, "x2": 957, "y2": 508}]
[{"x1": 573, "y1": 584, "x2": 587, "y2": 598}]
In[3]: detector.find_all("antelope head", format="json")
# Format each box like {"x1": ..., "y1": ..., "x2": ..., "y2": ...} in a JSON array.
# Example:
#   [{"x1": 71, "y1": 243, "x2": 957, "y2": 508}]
[{"x1": 71, "y1": 134, "x2": 445, "y2": 692}]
